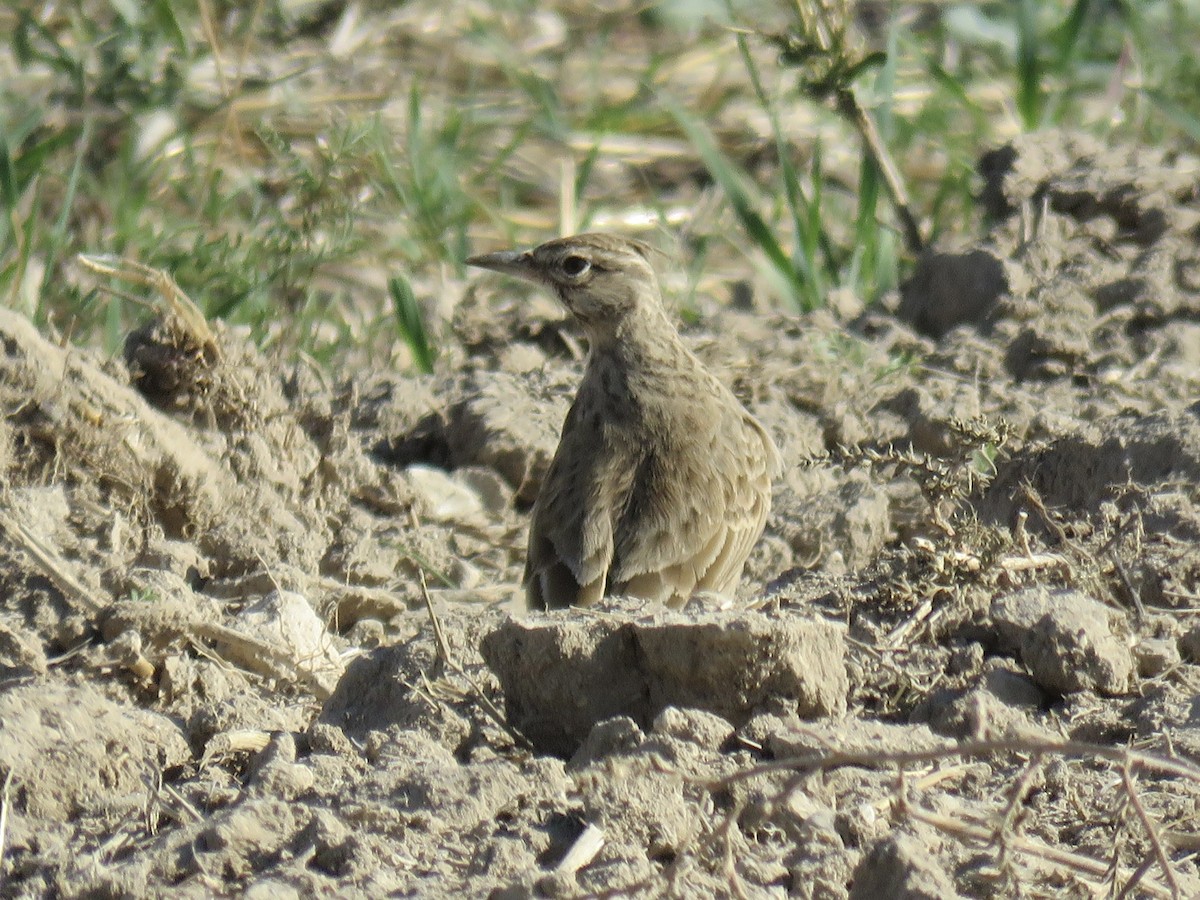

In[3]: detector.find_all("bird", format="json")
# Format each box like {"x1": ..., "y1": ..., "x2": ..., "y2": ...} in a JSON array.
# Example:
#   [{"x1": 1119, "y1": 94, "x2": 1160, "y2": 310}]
[{"x1": 466, "y1": 233, "x2": 780, "y2": 611}]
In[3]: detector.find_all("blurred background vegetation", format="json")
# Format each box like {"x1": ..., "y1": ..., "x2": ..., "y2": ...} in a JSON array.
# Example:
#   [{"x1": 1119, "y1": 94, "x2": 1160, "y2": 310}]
[{"x1": 2, "y1": 0, "x2": 1198, "y2": 371}]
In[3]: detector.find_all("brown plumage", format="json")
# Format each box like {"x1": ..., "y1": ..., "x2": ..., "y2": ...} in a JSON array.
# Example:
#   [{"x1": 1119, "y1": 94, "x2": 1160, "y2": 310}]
[{"x1": 466, "y1": 233, "x2": 780, "y2": 610}]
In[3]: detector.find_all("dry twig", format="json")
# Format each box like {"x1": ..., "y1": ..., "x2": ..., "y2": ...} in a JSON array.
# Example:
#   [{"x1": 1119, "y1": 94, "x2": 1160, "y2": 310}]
[
  {"x1": 0, "y1": 513, "x2": 106, "y2": 614},
  {"x1": 189, "y1": 620, "x2": 336, "y2": 700},
  {"x1": 76, "y1": 254, "x2": 219, "y2": 361},
  {"x1": 0, "y1": 770, "x2": 12, "y2": 892},
  {"x1": 1121, "y1": 761, "x2": 1183, "y2": 899},
  {"x1": 904, "y1": 800, "x2": 1176, "y2": 899},
  {"x1": 408, "y1": 509, "x2": 533, "y2": 751},
  {"x1": 714, "y1": 734, "x2": 1196, "y2": 897},
  {"x1": 718, "y1": 735, "x2": 1200, "y2": 788}
]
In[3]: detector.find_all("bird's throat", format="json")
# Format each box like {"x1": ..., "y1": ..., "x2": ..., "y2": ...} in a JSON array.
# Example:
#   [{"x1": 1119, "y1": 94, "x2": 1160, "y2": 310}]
[{"x1": 582, "y1": 308, "x2": 700, "y2": 422}]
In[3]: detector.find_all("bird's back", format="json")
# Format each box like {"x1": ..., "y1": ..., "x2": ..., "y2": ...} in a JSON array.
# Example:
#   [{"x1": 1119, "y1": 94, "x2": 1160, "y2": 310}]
[{"x1": 525, "y1": 343, "x2": 778, "y2": 610}]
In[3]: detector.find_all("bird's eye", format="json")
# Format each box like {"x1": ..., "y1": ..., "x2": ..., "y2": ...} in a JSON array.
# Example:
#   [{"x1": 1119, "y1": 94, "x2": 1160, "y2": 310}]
[{"x1": 561, "y1": 255, "x2": 590, "y2": 278}]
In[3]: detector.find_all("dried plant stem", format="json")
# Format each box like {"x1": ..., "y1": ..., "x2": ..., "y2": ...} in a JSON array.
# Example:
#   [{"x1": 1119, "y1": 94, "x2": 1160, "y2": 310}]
[
  {"x1": 0, "y1": 513, "x2": 105, "y2": 614},
  {"x1": 189, "y1": 621, "x2": 335, "y2": 700},
  {"x1": 834, "y1": 89, "x2": 924, "y2": 254},
  {"x1": 1121, "y1": 761, "x2": 1183, "y2": 899},
  {"x1": 76, "y1": 254, "x2": 218, "y2": 359},
  {"x1": 0, "y1": 770, "x2": 12, "y2": 893},
  {"x1": 409, "y1": 510, "x2": 533, "y2": 751},
  {"x1": 994, "y1": 755, "x2": 1044, "y2": 871},
  {"x1": 904, "y1": 800, "x2": 1175, "y2": 899},
  {"x1": 715, "y1": 734, "x2": 1194, "y2": 898},
  {"x1": 717, "y1": 736, "x2": 1200, "y2": 788}
]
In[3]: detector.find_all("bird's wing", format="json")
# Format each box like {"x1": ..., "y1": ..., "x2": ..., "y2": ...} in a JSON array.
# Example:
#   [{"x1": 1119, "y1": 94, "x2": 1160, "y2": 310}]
[
  {"x1": 524, "y1": 398, "x2": 638, "y2": 609},
  {"x1": 694, "y1": 413, "x2": 778, "y2": 594},
  {"x1": 612, "y1": 408, "x2": 778, "y2": 607}
]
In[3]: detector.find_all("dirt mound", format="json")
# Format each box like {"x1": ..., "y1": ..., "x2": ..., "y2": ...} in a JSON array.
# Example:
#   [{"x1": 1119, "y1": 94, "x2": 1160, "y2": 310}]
[{"x1": 3, "y1": 132, "x2": 1200, "y2": 896}]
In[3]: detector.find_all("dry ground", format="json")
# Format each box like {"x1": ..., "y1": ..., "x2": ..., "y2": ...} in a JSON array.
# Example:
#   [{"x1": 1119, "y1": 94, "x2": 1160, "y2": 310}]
[{"x1": 2, "y1": 127, "x2": 1200, "y2": 898}]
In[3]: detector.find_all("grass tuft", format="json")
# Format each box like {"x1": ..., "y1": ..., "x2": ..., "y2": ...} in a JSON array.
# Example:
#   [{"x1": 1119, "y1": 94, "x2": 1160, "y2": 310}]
[{"x1": 0, "y1": 0, "x2": 1197, "y2": 360}]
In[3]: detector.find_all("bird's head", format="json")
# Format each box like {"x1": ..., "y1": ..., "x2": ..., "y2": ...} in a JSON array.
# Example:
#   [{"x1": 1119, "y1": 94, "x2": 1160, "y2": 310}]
[{"x1": 466, "y1": 233, "x2": 664, "y2": 339}]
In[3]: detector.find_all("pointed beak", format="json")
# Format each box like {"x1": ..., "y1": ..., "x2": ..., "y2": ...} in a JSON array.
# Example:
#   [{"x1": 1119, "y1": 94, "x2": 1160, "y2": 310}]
[{"x1": 465, "y1": 249, "x2": 538, "y2": 282}]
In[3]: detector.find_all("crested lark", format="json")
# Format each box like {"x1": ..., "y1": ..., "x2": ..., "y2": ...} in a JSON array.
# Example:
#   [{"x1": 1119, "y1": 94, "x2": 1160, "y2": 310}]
[{"x1": 466, "y1": 233, "x2": 780, "y2": 611}]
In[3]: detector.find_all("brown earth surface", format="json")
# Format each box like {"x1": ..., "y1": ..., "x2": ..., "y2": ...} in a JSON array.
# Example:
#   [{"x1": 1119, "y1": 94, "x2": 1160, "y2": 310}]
[{"x1": 3, "y1": 132, "x2": 1200, "y2": 898}]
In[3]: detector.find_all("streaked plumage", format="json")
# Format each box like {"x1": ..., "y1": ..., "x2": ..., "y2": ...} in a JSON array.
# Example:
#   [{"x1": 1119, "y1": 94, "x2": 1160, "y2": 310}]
[{"x1": 466, "y1": 233, "x2": 779, "y2": 610}]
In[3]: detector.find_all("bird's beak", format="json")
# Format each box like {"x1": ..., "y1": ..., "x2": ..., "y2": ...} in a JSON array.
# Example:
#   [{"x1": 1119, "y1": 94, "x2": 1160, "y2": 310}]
[{"x1": 464, "y1": 249, "x2": 538, "y2": 282}]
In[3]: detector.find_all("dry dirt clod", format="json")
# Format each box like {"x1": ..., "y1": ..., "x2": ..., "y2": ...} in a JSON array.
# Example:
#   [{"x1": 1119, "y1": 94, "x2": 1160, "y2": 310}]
[
  {"x1": 850, "y1": 830, "x2": 964, "y2": 900},
  {"x1": 990, "y1": 586, "x2": 1135, "y2": 696},
  {"x1": 480, "y1": 597, "x2": 847, "y2": 756},
  {"x1": 0, "y1": 615, "x2": 48, "y2": 677},
  {"x1": 898, "y1": 248, "x2": 1010, "y2": 338},
  {"x1": 1179, "y1": 624, "x2": 1200, "y2": 663},
  {"x1": 442, "y1": 369, "x2": 568, "y2": 506},
  {"x1": 0, "y1": 684, "x2": 190, "y2": 821}
]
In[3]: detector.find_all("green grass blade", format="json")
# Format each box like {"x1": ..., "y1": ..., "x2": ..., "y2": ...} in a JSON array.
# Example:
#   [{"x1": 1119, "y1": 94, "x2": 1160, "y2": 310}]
[
  {"x1": 1043, "y1": 0, "x2": 1095, "y2": 124},
  {"x1": 804, "y1": 142, "x2": 825, "y2": 285},
  {"x1": 14, "y1": 12, "x2": 84, "y2": 96},
  {"x1": 151, "y1": 0, "x2": 191, "y2": 55},
  {"x1": 734, "y1": 33, "x2": 825, "y2": 308},
  {"x1": 851, "y1": 13, "x2": 900, "y2": 299},
  {"x1": 574, "y1": 141, "x2": 601, "y2": 207},
  {"x1": 1016, "y1": 0, "x2": 1044, "y2": 129},
  {"x1": 2, "y1": 177, "x2": 40, "y2": 312},
  {"x1": 388, "y1": 274, "x2": 436, "y2": 375},
  {"x1": 0, "y1": 134, "x2": 15, "y2": 213},
  {"x1": 12, "y1": 128, "x2": 78, "y2": 191},
  {"x1": 41, "y1": 118, "x2": 92, "y2": 299},
  {"x1": 1142, "y1": 88, "x2": 1200, "y2": 142},
  {"x1": 1050, "y1": 0, "x2": 1093, "y2": 64},
  {"x1": 849, "y1": 153, "x2": 880, "y2": 290},
  {"x1": 661, "y1": 95, "x2": 809, "y2": 312},
  {"x1": 875, "y1": 14, "x2": 900, "y2": 136},
  {"x1": 924, "y1": 59, "x2": 980, "y2": 112}
]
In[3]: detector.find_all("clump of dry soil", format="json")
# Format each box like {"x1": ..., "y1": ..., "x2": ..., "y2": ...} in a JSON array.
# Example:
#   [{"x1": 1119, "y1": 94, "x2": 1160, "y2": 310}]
[{"x1": 2, "y1": 132, "x2": 1200, "y2": 898}]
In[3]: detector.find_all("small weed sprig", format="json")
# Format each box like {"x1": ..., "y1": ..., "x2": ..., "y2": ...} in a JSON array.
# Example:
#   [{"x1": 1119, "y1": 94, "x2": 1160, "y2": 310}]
[
  {"x1": 796, "y1": 416, "x2": 1012, "y2": 634},
  {"x1": 809, "y1": 415, "x2": 1011, "y2": 525},
  {"x1": 768, "y1": 0, "x2": 923, "y2": 257}
]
